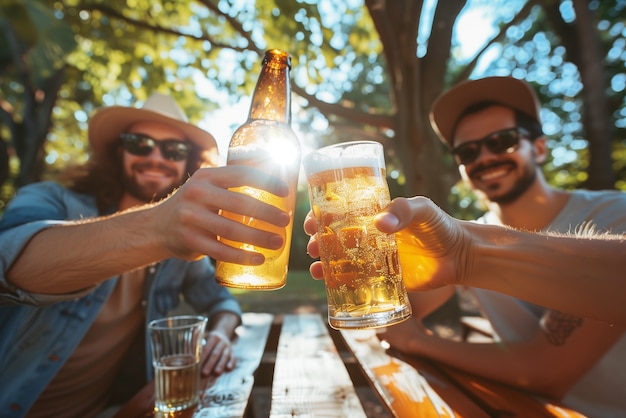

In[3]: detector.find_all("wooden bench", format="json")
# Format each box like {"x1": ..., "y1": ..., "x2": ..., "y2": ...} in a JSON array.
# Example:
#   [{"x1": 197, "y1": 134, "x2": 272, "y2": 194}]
[
  {"x1": 340, "y1": 327, "x2": 588, "y2": 418},
  {"x1": 117, "y1": 312, "x2": 589, "y2": 417}
]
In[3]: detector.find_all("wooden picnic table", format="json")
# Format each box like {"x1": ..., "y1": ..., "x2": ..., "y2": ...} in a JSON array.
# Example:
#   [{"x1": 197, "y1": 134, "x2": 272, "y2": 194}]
[{"x1": 115, "y1": 312, "x2": 588, "y2": 418}]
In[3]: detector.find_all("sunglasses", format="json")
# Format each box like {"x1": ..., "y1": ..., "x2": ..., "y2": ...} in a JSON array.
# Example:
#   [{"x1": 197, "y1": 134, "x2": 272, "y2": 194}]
[
  {"x1": 120, "y1": 133, "x2": 191, "y2": 162},
  {"x1": 451, "y1": 127, "x2": 530, "y2": 165}
]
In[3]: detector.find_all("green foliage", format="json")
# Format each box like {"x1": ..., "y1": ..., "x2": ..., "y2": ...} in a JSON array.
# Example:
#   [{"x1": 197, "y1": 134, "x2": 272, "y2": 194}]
[
  {"x1": 480, "y1": 1, "x2": 626, "y2": 192},
  {"x1": 0, "y1": 1, "x2": 76, "y2": 106},
  {"x1": 449, "y1": 181, "x2": 487, "y2": 221},
  {"x1": 2, "y1": 0, "x2": 626, "y2": 228}
]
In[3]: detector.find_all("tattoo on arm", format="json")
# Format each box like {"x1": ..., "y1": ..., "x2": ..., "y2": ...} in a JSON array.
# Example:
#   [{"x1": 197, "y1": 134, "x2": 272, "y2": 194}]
[{"x1": 540, "y1": 310, "x2": 584, "y2": 345}]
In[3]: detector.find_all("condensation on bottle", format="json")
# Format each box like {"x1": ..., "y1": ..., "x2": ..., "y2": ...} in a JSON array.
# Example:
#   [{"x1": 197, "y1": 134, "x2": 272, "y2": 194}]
[{"x1": 215, "y1": 49, "x2": 302, "y2": 290}]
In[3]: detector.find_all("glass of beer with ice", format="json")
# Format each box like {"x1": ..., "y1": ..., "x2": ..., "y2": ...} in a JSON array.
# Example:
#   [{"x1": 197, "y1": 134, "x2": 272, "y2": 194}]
[{"x1": 303, "y1": 141, "x2": 412, "y2": 329}]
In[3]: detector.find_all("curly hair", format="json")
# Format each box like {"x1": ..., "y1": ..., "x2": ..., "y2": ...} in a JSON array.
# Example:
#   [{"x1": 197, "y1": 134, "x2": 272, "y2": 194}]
[{"x1": 59, "y1": 140, "x2": 217, "y2": 214}]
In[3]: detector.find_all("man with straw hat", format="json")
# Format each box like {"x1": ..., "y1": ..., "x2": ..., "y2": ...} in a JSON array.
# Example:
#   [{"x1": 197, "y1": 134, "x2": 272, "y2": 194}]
[{"x1": 0, "y1": 93, "x2": 290, "y2": 418}]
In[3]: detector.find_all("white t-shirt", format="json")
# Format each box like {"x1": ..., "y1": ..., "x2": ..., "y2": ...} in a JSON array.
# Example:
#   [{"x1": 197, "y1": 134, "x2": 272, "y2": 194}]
[{"x1": 472, "y1": 189, "x2": 626, "y2": 418}]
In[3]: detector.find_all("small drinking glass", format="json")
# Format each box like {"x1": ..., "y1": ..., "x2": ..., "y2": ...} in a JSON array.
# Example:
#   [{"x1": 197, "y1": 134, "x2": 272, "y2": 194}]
[{"x1": 148, "y1": 315, "x2": 207, "y2": 413}]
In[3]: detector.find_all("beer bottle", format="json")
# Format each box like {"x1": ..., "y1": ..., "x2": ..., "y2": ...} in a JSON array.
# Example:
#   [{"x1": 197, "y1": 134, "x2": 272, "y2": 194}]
[{"x1": 215, "y1": 49, "x2": 301, "y2": 290}]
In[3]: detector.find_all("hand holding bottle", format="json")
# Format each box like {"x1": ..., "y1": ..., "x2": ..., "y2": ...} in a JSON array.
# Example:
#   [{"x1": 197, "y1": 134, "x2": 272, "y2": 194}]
[{"x1": 216, "y1": 50, "x2": 301, "y2": 290}]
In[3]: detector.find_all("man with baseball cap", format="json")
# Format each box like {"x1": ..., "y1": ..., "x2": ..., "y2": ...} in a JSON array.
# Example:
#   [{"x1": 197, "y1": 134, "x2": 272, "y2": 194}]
[
  {"x1": 0, "y1": 93, "x2": 291, "y2": 417},
  {"x1": 381, "y1": 76, "x2": 626, "y2": 416}
]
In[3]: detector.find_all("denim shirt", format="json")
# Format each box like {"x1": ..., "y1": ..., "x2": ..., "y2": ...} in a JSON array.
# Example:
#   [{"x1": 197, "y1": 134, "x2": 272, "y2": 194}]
[{"x1": 0, "y1": 182, "x2": 242, "y2": 417}]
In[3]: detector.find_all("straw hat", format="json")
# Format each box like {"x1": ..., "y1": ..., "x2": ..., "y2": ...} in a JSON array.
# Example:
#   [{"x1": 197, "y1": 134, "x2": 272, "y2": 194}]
[
  {"x1": 430, "y1": 76, "x2": 541, "y2": 147},
  {"x1": 88, "y1": 93, "x2": 217, "y2": 155}
]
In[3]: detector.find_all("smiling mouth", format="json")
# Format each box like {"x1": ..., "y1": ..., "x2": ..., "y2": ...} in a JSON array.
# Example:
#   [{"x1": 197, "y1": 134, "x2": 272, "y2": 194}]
[
  {"x1": 134, "y1": 162, "x2": 177, "y2": 180},
  {"x1": 471, "y1": 163, "x2": 514, "y2": 182},
  {"x1": 139, "y1": 168, "x2": 170, "y2": 179}
]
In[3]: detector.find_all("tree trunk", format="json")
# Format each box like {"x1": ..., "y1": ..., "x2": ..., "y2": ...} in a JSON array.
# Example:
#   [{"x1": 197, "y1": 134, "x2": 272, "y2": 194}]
[
  {"x1": 542, "y1": 0, "x2": 614, "y2": 189},
  {"x1": 571, "y1": 0, "x2": 614, "y2": 189},
  {"x1": 366, "y1": 0, "x2": 467, "y2": 210}
]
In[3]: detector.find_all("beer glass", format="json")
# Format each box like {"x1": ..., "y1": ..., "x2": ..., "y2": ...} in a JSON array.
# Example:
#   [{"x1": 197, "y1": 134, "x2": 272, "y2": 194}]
[
  {"x1": 303, "y1": 141, "x2": 412, "y2": 329},
  {"x1": 148, "y1": 315, "x2": 207, "y2": 413}
]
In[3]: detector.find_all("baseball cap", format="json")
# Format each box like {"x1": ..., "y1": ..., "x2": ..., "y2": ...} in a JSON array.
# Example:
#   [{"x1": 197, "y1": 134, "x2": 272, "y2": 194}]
[{"x1": 429, "y1": 76, "x2": 541, "y2": 147}]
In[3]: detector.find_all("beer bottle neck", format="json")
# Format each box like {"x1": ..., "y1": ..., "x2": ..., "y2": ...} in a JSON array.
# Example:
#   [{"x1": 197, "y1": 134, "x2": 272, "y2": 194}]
[{"x1": 248, "y1": 51, "x2": 291, "y2": 124}]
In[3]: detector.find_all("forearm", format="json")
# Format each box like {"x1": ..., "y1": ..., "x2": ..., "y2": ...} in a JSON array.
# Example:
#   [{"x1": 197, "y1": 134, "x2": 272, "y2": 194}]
[
  {"x1": 408, "y1": 286, "x2": 456, "y2": 320},
  {"x1": 466, "y1": 223, "x2": 626, "y2": 324},
  {"x1": 399, "y1": 332, "x2": 571, "y2": 398},
  {"x1": 6, "y1": 207, "x2": 170, "y2": 294}
]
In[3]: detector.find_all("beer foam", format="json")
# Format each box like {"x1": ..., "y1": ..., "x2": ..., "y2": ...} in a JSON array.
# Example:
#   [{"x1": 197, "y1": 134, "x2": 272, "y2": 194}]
[{"x1": 303, "y1": 144, "x2": 385, "y2": 175}]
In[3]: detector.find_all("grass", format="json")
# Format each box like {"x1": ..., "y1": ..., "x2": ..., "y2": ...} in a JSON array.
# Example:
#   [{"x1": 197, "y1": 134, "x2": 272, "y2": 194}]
[{"x1": 228, "y1": 270, "x2": 328, "y2": 315}]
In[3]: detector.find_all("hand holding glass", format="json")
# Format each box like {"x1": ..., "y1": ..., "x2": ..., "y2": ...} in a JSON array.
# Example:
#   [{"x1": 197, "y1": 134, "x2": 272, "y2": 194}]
[{"x1": 303, "y1": 141, "x2": 412, "y2": 329}]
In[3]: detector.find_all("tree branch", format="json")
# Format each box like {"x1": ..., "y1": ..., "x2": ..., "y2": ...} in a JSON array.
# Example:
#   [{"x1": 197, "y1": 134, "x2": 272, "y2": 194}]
[
  {"x1": 85, "y1": 4, "x2": 248, "y2": 52},
  {"x1": 195, "y1": 0, "x2": 264, "y2": 55},
  {"x1": 292, "y1": 84, "x2": 394, "y2": 129}
]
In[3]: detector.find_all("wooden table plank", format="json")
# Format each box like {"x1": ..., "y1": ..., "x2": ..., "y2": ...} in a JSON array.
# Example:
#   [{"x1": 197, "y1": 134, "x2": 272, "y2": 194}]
[
  {"x1": 270, "y1": 314, "x2": 367, "y2": 417},
  {"x1": 340, "y1": 329, "x2": 488, "y2": 418},
  {"x1": 197, "y1": 312, "x2": 274, "y2": 417}
]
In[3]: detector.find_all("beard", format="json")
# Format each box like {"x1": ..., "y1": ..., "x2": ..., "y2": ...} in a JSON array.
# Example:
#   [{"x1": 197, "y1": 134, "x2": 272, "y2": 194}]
[
  {"x1": 122, "y1": 162, "x2": 183, "y2": 203},
  {"x1": 468, "y1": 160, "x2": 537, "y2": 205},
  {"x1": 489, "y1": 167, "x2": 536, "y2": 204}
]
